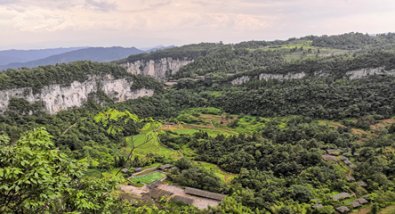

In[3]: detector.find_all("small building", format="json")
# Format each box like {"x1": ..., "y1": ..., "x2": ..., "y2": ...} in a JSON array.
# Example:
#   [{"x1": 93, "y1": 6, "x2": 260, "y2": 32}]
[
  {"x1": 171, "y1": 195, "x2": 194, "y2": 205},
  {"x1": 184, "y1": 187, "x2": 226, "y2": 201},
  {"x1": 351, "y1": 200, "x2": 362, "y2": 208},
  {"x1": 159, "y1": 164, "x2": 173, "y2": 171},
  {"x1": 356, "y1": 198, "x2": 368, "y2": 205},
  {"x1": 336, "y1": 206, "x2": 350, "y2": 213},
  {"x1": 322, "y1": 154, "x2": 338, "y2": 161},
  {"x1": 332, "y1": 192, "x2": 352, "y2": 201},
  {"x1": 350, "y1": 198, "x2": 368, "y2": 208},
  {"x1": 134, "y1": 167, "x2": 143, "y2": 173}
]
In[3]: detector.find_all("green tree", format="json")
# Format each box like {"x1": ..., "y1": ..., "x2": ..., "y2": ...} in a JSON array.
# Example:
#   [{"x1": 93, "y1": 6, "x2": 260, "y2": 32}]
[
  {"x1": 216, "y1": 196, "x2": 255, "y2": 214},
  {"x1": 0, "y1": 128, "x2": 83, "y2": 213}
]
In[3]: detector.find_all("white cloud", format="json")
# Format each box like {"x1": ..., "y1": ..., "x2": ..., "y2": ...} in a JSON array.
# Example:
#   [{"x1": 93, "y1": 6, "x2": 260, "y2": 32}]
[{"x1": 0, "y1": 0, "x2": 395, "y2": 49}]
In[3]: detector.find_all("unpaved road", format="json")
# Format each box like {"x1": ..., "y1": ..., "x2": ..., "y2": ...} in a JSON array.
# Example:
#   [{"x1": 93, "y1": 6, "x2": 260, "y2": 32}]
[
  {"x1": 157, "y1": 184, "x2": 220, "y2": 209},
  {"x1": 120, "y1": 185, "x2": 149, "y2": 198}
]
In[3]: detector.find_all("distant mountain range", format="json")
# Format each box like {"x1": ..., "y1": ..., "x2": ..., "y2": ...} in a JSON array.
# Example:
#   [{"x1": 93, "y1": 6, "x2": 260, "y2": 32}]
[
  {"x1": 141, "y1": 45, "x2": 176, "y2": 52},
  {"x1": 0, "y1": 47, "x2": 144, "y2": 70},
  {"x1": 0, "y1": 47, "x2": 84, "y2": 66}
]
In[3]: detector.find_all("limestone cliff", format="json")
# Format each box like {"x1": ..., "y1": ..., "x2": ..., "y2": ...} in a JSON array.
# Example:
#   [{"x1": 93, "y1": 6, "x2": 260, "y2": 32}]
[
  {"x1": 231, "y1": 76, "x2": 251, "y2": 85},
  {"x1": 231, "y1": 72, "x2": 306, "y2": 85},
  {"x1": 346, "y1": 67, "x2": 395, "y2": 79},
  {"x1": 231, "y1": 67, "x2": 395, "y2": 85},
  {"x1": 121, "y1": 57, "x2": 193, "y2": 80},
  {"x1": 0, "y1": 75, "x2": 154, "y2": 114},
  {"x1": 259, "y1": 72, "x2": 306, "y2": 81}
]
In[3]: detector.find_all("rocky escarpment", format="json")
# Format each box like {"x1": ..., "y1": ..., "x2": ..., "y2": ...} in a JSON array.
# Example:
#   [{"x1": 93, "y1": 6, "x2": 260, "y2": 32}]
[
  {"x1": 231, "y1": 76, "x2": 251, "y2": 85},
  {"x1": 259, "y1": 72, "x2": 306, "y2": 81},
  {"x1": 0, "y1": 75, "x2": 154, "y2": 114},
  {"x1": 121, "y1": 57, "x2": 194, "y2": 81},
  {"x1": 231, "y1": 72, "x2": 306, "y2": 85},
  {"x1": 346, "y1": 67, "x2": 395, "y2": 79},
  {"x1": 231, "y1": 67, "x2": 395, "y2": 85}
]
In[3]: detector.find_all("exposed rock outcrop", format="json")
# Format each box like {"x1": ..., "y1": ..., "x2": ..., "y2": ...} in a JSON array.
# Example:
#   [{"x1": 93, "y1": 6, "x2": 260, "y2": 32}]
[
  {"x1": 346, "y1": 67, "x2": 395, "y2": 79},
  {"x1": 0, "y1": 75, "x2": 154, "y2": 114},
  {"x1": 230, "y1": 67, "x2": 395, "y2": 85},
  {"x1": 121, "y1": 58, "x2": 194, "y2": 80},
  {"x1": 231, "y1": 72, "x2": 307, "y2": 85},
  {"x1": 231, "y1": 76, "x2": 251, "y2": 85},
  {"x1": 259, "y1": 72, "x2": 307, "y2": 81}
]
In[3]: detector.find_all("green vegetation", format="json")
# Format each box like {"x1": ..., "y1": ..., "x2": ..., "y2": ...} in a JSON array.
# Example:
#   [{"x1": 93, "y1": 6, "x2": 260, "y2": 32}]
[
  {"x1": 0, "y1": 61, "x2": 162, "y2": 92},
  {"x1": 119, "y1": 43, "x2": 219, "y2": 63},
  {"x1": 168, "y1": 158, "x2": 225, "y2": 193},
  {"x1": 1, "y1": 33, "x2": 395, "y2": 213},
  {"x1": 195, "y1": 161, "x2": 236, "y2": 184},
  {"x1": 126, "y1": 134, "x2": 180, "y2": 159},
  {"x1": 310, "y1": 32, "x2": 395, "y2": 50}
]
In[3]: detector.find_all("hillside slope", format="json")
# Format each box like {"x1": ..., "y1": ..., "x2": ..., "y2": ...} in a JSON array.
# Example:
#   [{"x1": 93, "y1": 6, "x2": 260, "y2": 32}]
[{"x1": 116, "y1": 33, "x2": 395, "y2": 82}]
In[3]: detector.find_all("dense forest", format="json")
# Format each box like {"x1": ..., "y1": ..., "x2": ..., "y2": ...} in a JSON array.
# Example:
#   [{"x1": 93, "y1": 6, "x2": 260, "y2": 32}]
[
  {"x1": 1, "y1": 33, "x2": 395, "y2": 213},
  {"x1": 0, "y1": 61, "x2": 162, "y2": 91}
]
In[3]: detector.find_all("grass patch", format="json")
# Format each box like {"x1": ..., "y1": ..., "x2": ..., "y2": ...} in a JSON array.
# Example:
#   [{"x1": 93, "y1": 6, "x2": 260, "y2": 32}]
[
  {"x1": 181, "y1": 107, "x2": 223, "y2": 115},
  {"x1": 233, "y1": 115, "x2": 267, "y2": 133},
  {"x1": 125, "y1": 134, "x2": 181, "y2": 160},
  {"x1": 196, "y1": 161, "x2": 237, "y2": 184},
  {"x1": 379, "y1": 205, "x2": 395, "y2": 214},
  {"x1": 164, "y1": 123, "x2": 238, "y2": 137},
  {"x1": 129, "y1": 171, "x2": 166, "y2": 186},
  {"x1": 179, "y1": 144, "x2": 197, "y2": 157},
  {"x1": 317, "y1": 120, "x2": 344, "y2": 128}
]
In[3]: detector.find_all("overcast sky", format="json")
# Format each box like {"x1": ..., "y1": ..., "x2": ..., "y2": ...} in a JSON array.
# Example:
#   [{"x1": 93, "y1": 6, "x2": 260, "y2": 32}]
[{"x1": 0, "y1": 0, "x2": 394, "y2": 49}]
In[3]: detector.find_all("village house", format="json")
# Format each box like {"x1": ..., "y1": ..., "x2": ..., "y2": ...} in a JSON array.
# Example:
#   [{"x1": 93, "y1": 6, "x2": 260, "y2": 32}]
[{"x1": 332, "y1": 192, "x2": 352, "y2": 201}]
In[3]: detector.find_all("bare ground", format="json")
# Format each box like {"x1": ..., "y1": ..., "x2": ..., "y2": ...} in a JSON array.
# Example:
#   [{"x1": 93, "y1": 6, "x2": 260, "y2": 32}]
[
  {"x1": 156, "y1": 184, "x2": 220, "y2": 209},
  {"x1": 120, "y1": 185, "x2": 149, "y2": 198}
]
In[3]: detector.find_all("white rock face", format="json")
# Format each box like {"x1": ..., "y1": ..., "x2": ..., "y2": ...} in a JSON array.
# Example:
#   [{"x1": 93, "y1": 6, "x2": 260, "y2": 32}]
[
  {"x1": 314, "y1": 70, "x2": 330, "y2": 78},
  {"x1": 122, "y1": 57, "x2": 194, "y2": 80},
  {"x1": 230, "y1": 67, "x2": 395, "y2": 86},
  {"x1": 346, "y1": 67, "x2": 395, "y2": 80},
  {"x1": 231, "y1": 76, "x2": 251, "y2": 85},
  {"x1": 259, "y1": 72, "x2": 306, "y2": 81},
  {"x1": 0, "y1": 75, "x2": 154, "y2": 114}
]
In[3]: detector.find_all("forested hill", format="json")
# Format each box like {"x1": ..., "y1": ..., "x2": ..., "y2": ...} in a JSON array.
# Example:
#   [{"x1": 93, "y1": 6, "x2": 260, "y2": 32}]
[
  {"x1": 0, "y1": 61, "x2": 162, "y2": 114},
  {"x1": 309, "y1": 32, "x2": 395, "y2": 50},
  {"x1": 0, "y1": 61, "x2": 161, "y2": 91},
  {"x1": 117, "y1": 32, "x2": 395, "y2": 82}
]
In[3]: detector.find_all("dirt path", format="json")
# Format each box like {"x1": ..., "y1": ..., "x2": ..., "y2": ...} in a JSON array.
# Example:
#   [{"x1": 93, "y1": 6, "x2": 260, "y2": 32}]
[{"x1": 157, "y1": 184, "x2": 220, "y2": 209}]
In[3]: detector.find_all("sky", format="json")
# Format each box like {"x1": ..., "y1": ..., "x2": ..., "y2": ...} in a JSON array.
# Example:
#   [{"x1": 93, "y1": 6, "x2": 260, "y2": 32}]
[{"x1": 0, "y1": 0, "x2": 395, "y2": 50}]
